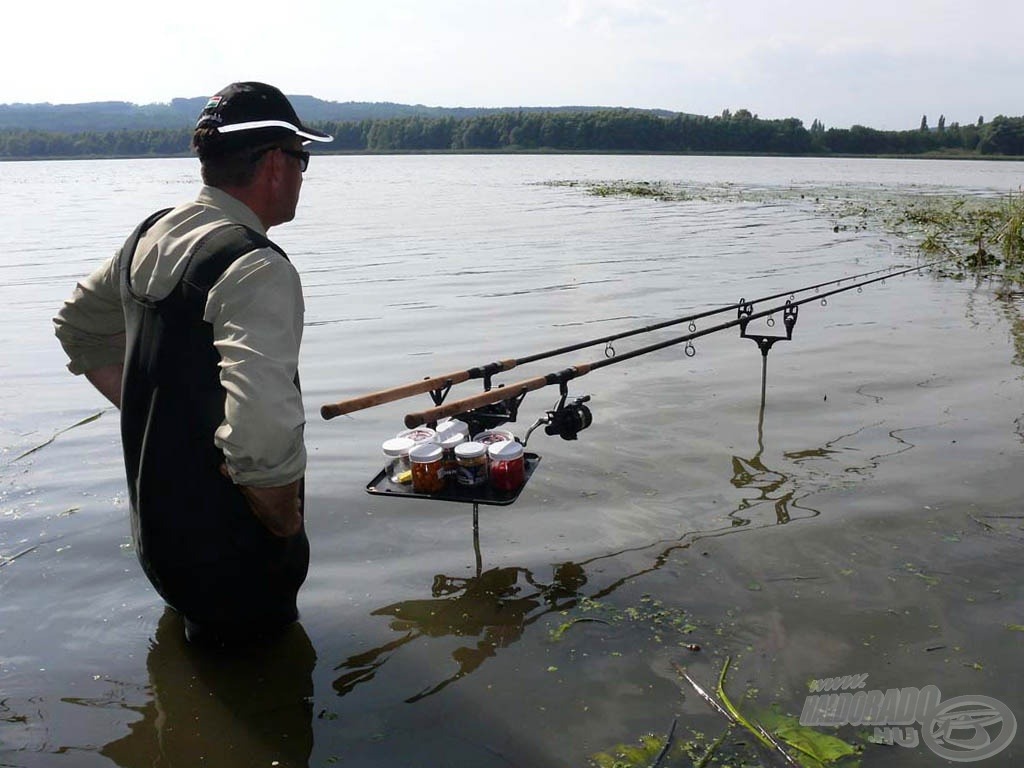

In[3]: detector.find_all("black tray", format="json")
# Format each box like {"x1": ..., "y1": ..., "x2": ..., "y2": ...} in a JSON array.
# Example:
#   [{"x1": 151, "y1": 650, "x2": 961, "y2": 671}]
[{"x1": 366, "y1": 453, "x2": 541, "y2": 506}]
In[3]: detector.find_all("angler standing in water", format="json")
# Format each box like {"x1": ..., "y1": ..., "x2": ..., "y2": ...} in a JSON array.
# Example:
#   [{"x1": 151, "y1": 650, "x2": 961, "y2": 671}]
[{"x1": 53, "y1": 82, "x2": 333, "y2": 646}]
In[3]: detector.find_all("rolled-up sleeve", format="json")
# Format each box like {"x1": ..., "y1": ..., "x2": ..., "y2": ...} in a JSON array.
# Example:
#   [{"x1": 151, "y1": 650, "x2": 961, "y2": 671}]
[
  {"x1": 207, "y1": 250, "x2": 306, "y2": 488},
  {"x1": 53, "y1": 254, "x2": 126, "y2": 374}
]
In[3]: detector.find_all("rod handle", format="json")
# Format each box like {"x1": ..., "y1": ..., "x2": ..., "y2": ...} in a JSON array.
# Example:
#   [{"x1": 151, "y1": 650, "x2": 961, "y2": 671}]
[{"x1": 319, "y1": 360, "x2": 518, "y2": 420}]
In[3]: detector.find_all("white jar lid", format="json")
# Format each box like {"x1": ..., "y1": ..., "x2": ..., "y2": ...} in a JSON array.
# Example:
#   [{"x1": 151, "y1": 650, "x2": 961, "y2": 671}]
[
  {"x1": 488, "y1": 440, "x2": 524, "y2": 460},
  {"x1": 382, "y1": 436, "x2": 415, "y2": 457},
  {"x1": 409, "y1": 442, "x2": 444, "y2": 463},
  {"x1": 454, "y1": 441, "x2": 487, "y2": 459},
  {"x1": 435, "y1": 418, "x2": 470, "y2": 439},
  {"x1": 439, "y1": 431, "x2": 467, "y2": 449}
]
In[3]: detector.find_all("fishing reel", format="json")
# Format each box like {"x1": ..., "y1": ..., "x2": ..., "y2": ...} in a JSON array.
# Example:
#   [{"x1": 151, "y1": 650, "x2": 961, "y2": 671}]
[
  {"x1": 545, "y1": 394, "x2": 592, "y2": 440},
  {"x1": 524, "y1": 384, "x2": 593, "y2": 443}
]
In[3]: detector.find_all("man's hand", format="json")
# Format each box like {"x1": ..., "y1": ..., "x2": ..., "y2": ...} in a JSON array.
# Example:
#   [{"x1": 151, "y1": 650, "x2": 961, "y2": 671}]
[
  {"x1": 85, "y1": 364, "x2": 124, "y2": 409},
  {"x1": 238, "y1": 479, "x2": 303, "y2": 537}
]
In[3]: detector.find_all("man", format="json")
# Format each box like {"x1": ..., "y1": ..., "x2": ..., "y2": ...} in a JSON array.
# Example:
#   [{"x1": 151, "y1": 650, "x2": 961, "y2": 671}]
[{"x1": 53, "y1": 82, "x2": 333, "y2": 645}]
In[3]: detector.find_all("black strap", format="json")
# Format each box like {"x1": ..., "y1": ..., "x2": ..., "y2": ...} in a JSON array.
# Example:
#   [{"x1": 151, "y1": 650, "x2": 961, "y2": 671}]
[
  {"x1": 182, "y1": 224, "x2": 287, "y2": 295},
  {"x1": 119, "y1": 208, "x2": 173, "y2": 303}
]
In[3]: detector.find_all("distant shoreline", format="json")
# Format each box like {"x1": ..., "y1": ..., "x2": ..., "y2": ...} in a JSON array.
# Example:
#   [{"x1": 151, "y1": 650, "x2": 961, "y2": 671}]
[{"x1": 4, "y1": 148, "x2": 1023, "y2": 163}]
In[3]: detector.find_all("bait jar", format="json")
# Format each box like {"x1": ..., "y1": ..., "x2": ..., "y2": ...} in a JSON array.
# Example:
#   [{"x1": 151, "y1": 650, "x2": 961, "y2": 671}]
[
  {"x1": 382, "y1": 437, "x2": 415, "y2": 484},
  {"x1": 488, "y1": 439, "x2": 525, "y2": 492},
  {"x1": 454, "y1": 441, "x2": 488, "y2": 487},
  {"x1": 438, "y1": 430, "x2": 467, "y2": 480},
  {"x1": 410, "y1": 442, "x2": 446, "y2": 494}
]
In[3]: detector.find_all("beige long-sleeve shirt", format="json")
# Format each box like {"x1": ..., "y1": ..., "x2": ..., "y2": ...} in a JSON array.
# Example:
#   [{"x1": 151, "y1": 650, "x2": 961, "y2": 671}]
[{"x1": 53, "y1": 186, "x2": 306, "y2": 488}]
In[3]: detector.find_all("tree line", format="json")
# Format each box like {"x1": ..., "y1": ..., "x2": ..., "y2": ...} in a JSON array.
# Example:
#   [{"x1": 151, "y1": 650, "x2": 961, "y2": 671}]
[{"x1": 3, "y1": 109, "x2": 1024, "y2": 159}]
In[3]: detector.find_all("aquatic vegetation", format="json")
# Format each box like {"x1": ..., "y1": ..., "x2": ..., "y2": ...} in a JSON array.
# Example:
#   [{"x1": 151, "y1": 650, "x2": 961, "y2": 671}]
[
  {"x1": 590, "y1": 729, "x2": 677, "y2": 768},
  {"x1": 589, "y1": 181, "x2": 679, "y2": 201},
  {"x1": 881, "y1": 191, "x2": 1024, "y2": 276},
  {"x1": 546, "y1": 178, "x2": 1024, "y2": 287},
  {"x1": 590, "y1": 722, "x2": 761, "y2": 768},
  {"x1": 544, "y1": 178, "x2": 767, "y2": 205},
  {"x1": 711, "y1": 657, "x2": 859, "y2": 767},
  {"x1": 751, "y1": 707, "x2": 861, "y2": 768},
  {"x1": 10, "y1": 410, "x2": 105, "y2": 463},
  {"x1": 591, "y1": 656, "x2": 862, "y2": 768},
  {"x1": 547, "y1": 594, "x2": 697, "y2": 645}
]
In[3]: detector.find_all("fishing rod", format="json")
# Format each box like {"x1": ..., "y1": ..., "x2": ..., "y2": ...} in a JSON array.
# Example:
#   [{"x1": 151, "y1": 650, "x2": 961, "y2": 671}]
[
  {"x1": 320, "y1": 262, "x2": 919, "y2": 421},
  {"x1": 402, "y1": 261, "x2": 935, "y2": 431}
]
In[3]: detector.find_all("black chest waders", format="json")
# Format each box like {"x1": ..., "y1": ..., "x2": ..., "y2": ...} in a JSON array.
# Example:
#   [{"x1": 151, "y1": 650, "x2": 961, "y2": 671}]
[{"x1": 118, "y1": 210, "x2": 309, "y2": 641}]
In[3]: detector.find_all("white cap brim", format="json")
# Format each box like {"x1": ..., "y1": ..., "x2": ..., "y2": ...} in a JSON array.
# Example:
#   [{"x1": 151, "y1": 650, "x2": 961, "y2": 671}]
[{"x1": 214, "y1": 119, "x2": 333, "y2": 143}]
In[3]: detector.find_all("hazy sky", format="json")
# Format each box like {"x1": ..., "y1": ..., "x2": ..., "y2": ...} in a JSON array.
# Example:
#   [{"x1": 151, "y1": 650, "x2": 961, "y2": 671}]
[{"x1": 7, "y1": 0, "x2": 1021, "y2": 130}]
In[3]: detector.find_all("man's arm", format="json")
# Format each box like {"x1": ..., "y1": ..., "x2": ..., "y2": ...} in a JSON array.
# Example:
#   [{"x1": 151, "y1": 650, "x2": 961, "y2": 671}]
[
  {"x1": 54, "y1": 255, "x2": 127, "y2": 391},
  {"x1": 208, "y1": 251, "x2": 307, "y2": 538}
]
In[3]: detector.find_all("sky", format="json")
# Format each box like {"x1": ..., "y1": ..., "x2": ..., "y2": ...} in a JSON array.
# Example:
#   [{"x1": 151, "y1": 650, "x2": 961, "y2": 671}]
[{"x1": 6, "y1": 0, "x2": 1022, "y2": 130}]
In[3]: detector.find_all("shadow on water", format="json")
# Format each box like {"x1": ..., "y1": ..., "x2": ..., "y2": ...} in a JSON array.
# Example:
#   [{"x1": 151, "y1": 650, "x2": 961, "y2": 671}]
[
  {"x1": 330, "y1": 389, "x2": 917, "y2": 707},
  {"x1": 99, "y1": 610, "x2": 316, "y2": 768}
]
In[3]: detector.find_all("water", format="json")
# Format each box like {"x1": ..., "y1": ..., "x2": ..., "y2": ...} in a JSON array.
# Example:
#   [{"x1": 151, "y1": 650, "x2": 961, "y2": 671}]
[{"x1": 2, "y1": 155, "x2": 1024, "y2": 767}]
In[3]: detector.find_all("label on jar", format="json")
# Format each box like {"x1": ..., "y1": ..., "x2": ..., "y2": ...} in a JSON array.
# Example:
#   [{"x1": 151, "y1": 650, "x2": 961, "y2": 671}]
[{"x1": 456, "y1": 458, "x2": 488, "y2": 487}]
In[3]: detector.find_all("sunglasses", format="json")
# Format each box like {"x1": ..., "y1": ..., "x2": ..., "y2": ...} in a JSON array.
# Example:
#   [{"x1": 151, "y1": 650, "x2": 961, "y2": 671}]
[{"x1": 251, "y1": 145, "x2": 311, "y2": 173}]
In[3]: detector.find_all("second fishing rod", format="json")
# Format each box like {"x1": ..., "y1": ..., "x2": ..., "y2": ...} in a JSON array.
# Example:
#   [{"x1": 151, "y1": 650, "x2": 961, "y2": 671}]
[
  {"x1": 402, "y1": 261, "x2": 933, "y2": 430},
  {"x1": 321, "y1": 261, "x2": 927, "y2": 420}
]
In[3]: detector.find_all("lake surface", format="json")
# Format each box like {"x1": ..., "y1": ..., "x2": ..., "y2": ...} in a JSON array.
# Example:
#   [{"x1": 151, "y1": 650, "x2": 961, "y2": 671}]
[{"x1": 2, "y1": 154, "x2": 1024, "y2": 767}]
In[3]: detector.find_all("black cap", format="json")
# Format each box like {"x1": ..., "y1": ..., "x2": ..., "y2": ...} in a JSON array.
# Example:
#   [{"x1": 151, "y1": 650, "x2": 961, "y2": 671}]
[{"x1": 194, "y1": 82, "x2": 333, "y2": 144}]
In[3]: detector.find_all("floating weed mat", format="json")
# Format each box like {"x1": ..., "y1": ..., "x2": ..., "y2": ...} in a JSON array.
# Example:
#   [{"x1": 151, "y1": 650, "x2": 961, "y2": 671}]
[
  {"x1": 545, "y1": 179, "x2": 1024, "y2": 375},
  {"x1": 589, "y1": 181, "x2": 679, "y2": 201},
  {"x1": 543, "y1": 179, "x2": 780, "y2": 204},
  {"x1": 543, "y1": 179, "x2": 1024, "y2": 286},
  {"x1": 546, "y1": 594, "x2": 699, "y2": 646},
  {"x1": 878, "y1": 191, "x2": 1024, "y2": 278}
]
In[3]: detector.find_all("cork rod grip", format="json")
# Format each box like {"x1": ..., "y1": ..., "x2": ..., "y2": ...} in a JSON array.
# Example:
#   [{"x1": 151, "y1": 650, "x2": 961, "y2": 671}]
[{"x1": 320, "y1": 359, "x2": 517, "y2": 420}]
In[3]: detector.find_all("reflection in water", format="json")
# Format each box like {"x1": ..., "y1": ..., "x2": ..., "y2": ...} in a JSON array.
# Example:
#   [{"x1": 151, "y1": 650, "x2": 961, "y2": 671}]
[
  {"x1": 101, "y1": 610, "x2": 315, "y2": 768},
  {"x1": 729, "y1": 399, "x2": 822, "y2": 526},
  {"x1": 334, "y1": 563, "x2": 586, "y2": 702},
  {"x1": 333, "y1": 398, "x2": 917, "y2": 704}
]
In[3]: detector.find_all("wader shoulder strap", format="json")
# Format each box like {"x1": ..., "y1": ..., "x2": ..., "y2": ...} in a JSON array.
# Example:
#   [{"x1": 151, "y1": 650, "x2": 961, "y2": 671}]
[
  {"x1": 180, "y1": 224, "x2": 288, "y2": 298},
  {"x1": 118, "y1": 208, "x2": 173, "y2": 300}
]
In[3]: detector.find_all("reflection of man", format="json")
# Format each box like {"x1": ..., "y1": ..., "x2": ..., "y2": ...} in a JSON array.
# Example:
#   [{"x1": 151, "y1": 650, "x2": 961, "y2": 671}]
[
  {"x1": 102, "y1": 610, "x2": 316, "y2": 767},
  {"x1": 334, "y1": 563, "x2": 587, "y2": 700},
  {"x1": 53, "y1": 83, "x2": 332, "y2": 645}
]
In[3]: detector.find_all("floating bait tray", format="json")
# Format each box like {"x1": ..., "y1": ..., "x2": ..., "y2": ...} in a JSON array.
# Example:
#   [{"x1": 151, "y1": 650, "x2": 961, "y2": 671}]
[{"x1": 366, "y1": 453, "x2": 541, "y2": 506}]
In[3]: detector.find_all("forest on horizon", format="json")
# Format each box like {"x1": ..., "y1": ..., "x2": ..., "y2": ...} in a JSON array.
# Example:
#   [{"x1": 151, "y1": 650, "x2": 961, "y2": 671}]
[{"x1": 1, "y1": 97, "x2": 1023, "y2": 159}]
